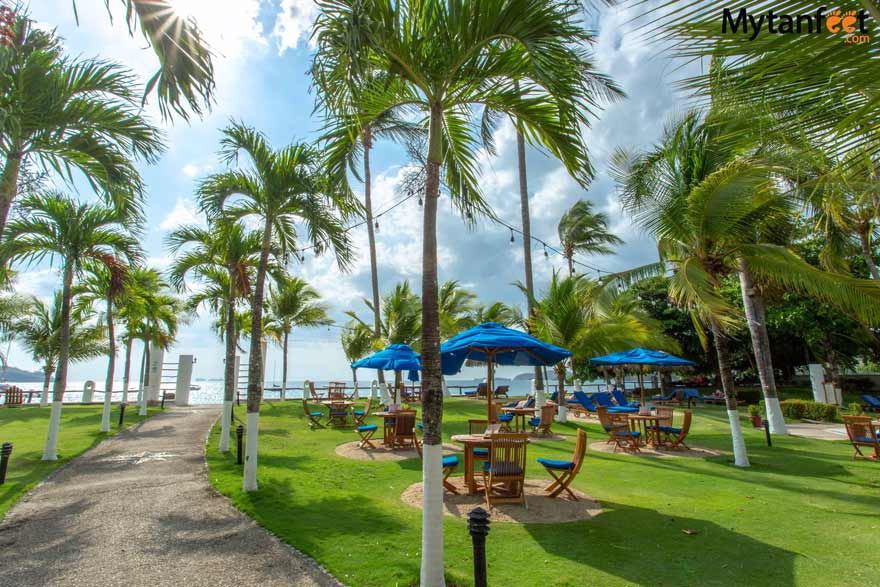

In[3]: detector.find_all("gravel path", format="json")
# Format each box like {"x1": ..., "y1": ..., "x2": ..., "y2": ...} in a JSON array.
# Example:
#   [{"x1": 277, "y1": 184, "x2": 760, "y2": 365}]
[{"x1": 0, "y1": 406, "x2": 341, "y2": 587}]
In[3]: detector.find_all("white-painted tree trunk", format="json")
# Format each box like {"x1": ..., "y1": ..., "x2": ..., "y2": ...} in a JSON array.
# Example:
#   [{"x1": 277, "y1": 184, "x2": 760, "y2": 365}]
[
  {"x1": 379, "y1": 381, "x2": 391, "y2": 406},
  {"x1": 243, "y1": 411, "x2": 259, "y2": 491},
  {"x1": 441, "y1": 376, "x2": 449, "y2": 398},
  {"x1": 42, "y1": 401, "x2": 63, "y2": 461},
  {"x1": 138, "y1": 387, "x2": 147, "y2": 416},
  {"x1": 764, "y1": 397, "x2": 786, "y2": 436},
  {"x1": 40, "y1": 377, "x2": 50, "y2": 407},
  {"x1": 219, "y1": 400, "x2": 233, "y2": 452},
  {"x1": 727, "y1": 409, "x2": 750, "y2": 467},
  {"x1": 100, "y1": 389, "x2": 112, "y2": 433},
  {"x1": 370, "y1": 380, "x2": 378, "y2": 401},
  {"x1": 556, "y1": 379, "x2": 576, "y2": 423},
  {"x1": 420, "y1": 442, "x2": 445, "y2": 587}
]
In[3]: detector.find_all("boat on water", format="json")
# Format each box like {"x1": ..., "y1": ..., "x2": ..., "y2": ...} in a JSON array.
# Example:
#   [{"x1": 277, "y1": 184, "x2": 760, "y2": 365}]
[{"x1": 190, "y1": 384, "x2": 201, "y2": 391}]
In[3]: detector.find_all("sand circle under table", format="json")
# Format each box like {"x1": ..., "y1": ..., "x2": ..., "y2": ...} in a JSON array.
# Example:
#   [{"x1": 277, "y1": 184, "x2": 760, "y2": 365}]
[
  {"x1": 588, "y1": 441, "x2": 721, "y2": 458},
  {"x1": 335, "y1": 441, "x2": 460, "y2": 462},
  {"x1": 401, "y1": 478, "x2": 602, "y2": 524}
]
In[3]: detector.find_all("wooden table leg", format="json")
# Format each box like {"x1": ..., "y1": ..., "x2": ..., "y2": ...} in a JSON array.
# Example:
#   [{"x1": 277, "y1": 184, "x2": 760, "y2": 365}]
[{"x1": 465, "y1": 446, "x2": 476, "y2": 495}]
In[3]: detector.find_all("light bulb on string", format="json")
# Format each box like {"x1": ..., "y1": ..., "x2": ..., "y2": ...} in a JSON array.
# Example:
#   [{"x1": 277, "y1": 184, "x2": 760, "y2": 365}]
[
  {"x1": 544, "y1": 245, "x2": 549, "y2": 258},
  {"x1": 509, "y1": 228, "x2": 515, "y2": 244},
  {"x1": 374, "y1": 220, "x2": 379, "y2": 232}
]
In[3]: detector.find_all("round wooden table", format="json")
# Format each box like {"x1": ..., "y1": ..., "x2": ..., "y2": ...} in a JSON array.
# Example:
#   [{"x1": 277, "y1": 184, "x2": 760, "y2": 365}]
[
  {"x1": 451, "y1": 434, "x2": 531, "y2": 495},
  {"x1": 501, "y1": 407, "x2": 538, "y2": 432},
  {"x1": 628, "y1": 414, "x2": 662, "y2": 447},
  {"x1": 321, "y1": 400, "x2": 353, "y2": 426}
]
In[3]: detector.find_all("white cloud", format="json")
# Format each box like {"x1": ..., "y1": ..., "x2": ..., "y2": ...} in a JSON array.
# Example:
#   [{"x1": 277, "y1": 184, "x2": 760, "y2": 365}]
[
  {"x1": 182, "y1": 162, "x2": 214, "y2": 178},
  {"x1": 273, "y1": 0, "x2": 319, "y2": 53},
  {"x1": 159, "y1": 197, "x2": 206, "y2": 231}
]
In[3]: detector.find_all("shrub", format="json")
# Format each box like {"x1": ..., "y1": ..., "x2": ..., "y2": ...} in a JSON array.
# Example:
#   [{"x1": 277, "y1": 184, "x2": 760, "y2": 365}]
[
  {"x1": 779, "y1": 399, "x2": 839, "y2": 422},
  {"x1": 848, "y1": 402, "x2": 865, "y2": 416},
  {"x1": 747, "y1": 404, "x2": 762, "y2": 418},
  {"x1": 845, "y1": 377, "x2": 875, "y2": 392}
]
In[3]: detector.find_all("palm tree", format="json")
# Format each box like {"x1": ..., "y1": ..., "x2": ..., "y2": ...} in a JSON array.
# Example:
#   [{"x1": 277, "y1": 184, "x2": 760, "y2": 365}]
[
  {"x1": 198, "y1": 122, "x2": 354, "y2": 491},
  {"x1": 341, "y1": 320, "x2": 374, "y2": 390},
  {"x1": 316, "y1": 2, "x2": 605, "y2": 581},
  {"x1": 265, "y1": 275, "x2": 332, "y2": 400},
  {"x1": 73, "y1": 258, "x2": 131, "y2": 432},
  {"x1": 13, "y1": 293, "x2": 107, "y2": 408},
  {"x1": 438, "y1": 280, "x2": 477, "y2": 339},
  {"x1": 558, "y1": 200, "x2": 623, "y2": 276},
  {"x1": 642, "y1": 1, "x2": 880, "y2": 160},
  {"x1": 611, "y1": 110, "x2": 880, "y2": 457},
  {"x1": 1, "y1": 192, "x2": 139, "y2": 460},
  {"x1": 0, "y1": 16, "x2": 164, "y2": 237},
  {"x1": 168, "y1": 220, "x2": 264, "y2": 451},
  {"x1": 468, "y1": 302, "x2": 524, "y2": 329},
  {"x1": 116, "y1": 268, "x2": 164, "y2": 405}
]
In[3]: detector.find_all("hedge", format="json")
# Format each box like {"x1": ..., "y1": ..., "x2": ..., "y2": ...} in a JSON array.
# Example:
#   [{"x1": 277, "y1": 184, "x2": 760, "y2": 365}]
[{"x1": 771, "y1": 399, "x2": 839, "y2": 422}]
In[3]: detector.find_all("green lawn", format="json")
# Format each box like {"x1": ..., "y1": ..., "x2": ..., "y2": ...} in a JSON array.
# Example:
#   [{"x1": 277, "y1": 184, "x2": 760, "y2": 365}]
[
  {"x1": 0, "y1": 403, "x2": 158, "y2": 518},
  {"x1": 207, "y1": 398, "x2": 880, "y2": 587}
]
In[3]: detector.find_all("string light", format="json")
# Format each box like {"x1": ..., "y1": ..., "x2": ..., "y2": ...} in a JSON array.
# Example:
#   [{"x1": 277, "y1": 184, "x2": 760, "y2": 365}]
[
  {"x1": 509, "y1": 228, "x2": 515, "y2": 244},
  {"x1": 418, "y1": 196, "x2": 423, "y2": 207},
  {"x1": 544, "y1": 246, "x2": 549, "y2": 258},
  {"x1": 374, "y1": 220, "x2": 379, "y2": 232}
]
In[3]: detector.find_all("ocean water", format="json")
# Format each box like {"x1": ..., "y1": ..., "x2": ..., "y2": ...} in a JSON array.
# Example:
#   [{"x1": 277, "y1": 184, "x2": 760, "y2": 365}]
[{"x1": 2, "y1": 376, "x2": 621, "y2": 405}]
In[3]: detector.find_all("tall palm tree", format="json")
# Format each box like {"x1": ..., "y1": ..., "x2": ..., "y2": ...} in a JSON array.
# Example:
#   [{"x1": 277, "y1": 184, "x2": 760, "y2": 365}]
[
  {"x1": 116, "y1": 267, "x2": 164, "y2": 404},
  {"x1": 198, "y1": 122, "x2": 355, "y2": 491},
  {"x1": 13, "y1": 292, "x2": 107, "y2": 408},
  {"x1": 468, "y1": 301, "x2": 524, "y2": 329},
  {"x1": 558, "y1": 200, "x2": 623, "y2": 276},
  {"x1": 611, "y1": 110, "x2": 880, "y2": 456},
  {"x1": 316, "y1": 2, "x2": 605, "y2": 581},
  {"x1": 438, "y1": 280, "x2": 477, "y2": 339},
  {"x1": 73, "y1": 258, "x2": 132, "y2": 432},
  {"x1": 265, "y1": 275, "x2": 332, "y2": 400},
  {"x1": 341, "y1": 319, "x2": 374, "y2": 390},
  {"x1": 168, "y1": 220, "x2": 264, "y2": 451},
  {"x1": 1, "y1": 192, "x2": 139, "y2": 460},
  {"x1": 0, "y1": 16, "x2": 164, "y2": 237}
]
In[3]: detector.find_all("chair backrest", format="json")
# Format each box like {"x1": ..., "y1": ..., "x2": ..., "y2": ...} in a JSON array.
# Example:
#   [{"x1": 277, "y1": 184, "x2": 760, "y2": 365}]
[
  {"x1": 6, "y1": 386, "x2": 23, "y2": 405},
  {"x1": 843, "y1": 415, "x2": 878, "y2": 443},
  {"x1": 611, "y1": 389, "x2": 628, "y2": 406},
  {"x1": 596, "y1": 405, "x2": 613, "y2": 429},
  {"x1": 469, "y1": 419, "x2": 489, "y2": 435},
  {"x1": 495, "y1": 385, "x2": 509, "y2": 394},
  {"x1": 394, "y1": 411, "x2": 417, "y2": 441},
  {"x1": 476, "y1": 382, "x2": 487, "y2": 393},
  {"x1": 489, "y1": 402, "x2": 501, "y2": 423},
  {"x1": 655, "y1": 406, "x2": 674, "y2": 424},
  {"x1": 362, "y1": 396, "x2": 372, "y2": 415},
  {"x1": 539, "y1": 404, "x2": 555, "y2": 425},
  {"x1": 302, "y1": 398, "x2": 313, "y2": 415},
  {"x1": 679, "y1": 410, "x2": 693, "y2": 435},
  {"x1": 524, "y1": 396, "x2": 535, "y2": 408},
  {"x1": 862, "y1": 394, "x2": 880, "y2": 407},
  {"x1": 574, "y1": 391, "x2": 594, "y2": 410},
  {"x1": 487, "y1": 433, "x2": 528, "y2": 478},
  {"x1": 593, "y1": 393, "x2": 614, "y2": 407},
  {"x1": 549, "y1": 391, "x2": 558, "y2": 403},
  {"x1": 570, "y1": 429, "x2": 588, "y2": 475}
]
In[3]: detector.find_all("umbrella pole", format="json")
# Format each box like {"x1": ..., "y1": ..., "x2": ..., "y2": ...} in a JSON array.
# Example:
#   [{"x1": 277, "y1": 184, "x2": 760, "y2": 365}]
[
  {"x1": 639, "y1": 370, "x2": 646, "y2": 413},
  {"x1": 487, "y1": 352, "x2": 494, "y2": 423}
]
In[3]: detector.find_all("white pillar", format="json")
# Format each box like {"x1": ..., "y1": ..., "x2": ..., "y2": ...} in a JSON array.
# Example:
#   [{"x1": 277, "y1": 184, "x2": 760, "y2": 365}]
[
  {"x1": 146, "y1": 346, "x2": 164, "y2": 404},
  {"x1": 81, "y1": 380, "x2": 95, "y2": 404},
  {"x1": 175, "y1": 355, "x2": 194, "y2": 406},
  {"x1": 808, "y1": 363, "x2": 826, "y2": 402}
]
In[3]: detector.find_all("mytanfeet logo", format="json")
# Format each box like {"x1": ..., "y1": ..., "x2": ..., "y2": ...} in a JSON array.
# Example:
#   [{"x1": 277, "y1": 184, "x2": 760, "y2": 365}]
[{"x1": 722, "y1": 6, "x2": 872, "y2": 44}]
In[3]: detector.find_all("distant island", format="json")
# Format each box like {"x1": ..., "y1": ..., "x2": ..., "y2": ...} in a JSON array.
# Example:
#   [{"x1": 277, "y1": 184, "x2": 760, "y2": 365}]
[
  {"x1": 512, "y1": 372, "x2": 535, "y2": 381},
  {"x1": 1, "y1": 366, "x2": 45, "y2": 383}
]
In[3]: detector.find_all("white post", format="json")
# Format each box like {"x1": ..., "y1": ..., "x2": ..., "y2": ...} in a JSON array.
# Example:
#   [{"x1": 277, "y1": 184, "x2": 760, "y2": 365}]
[
  {"x1": 556, "y1": 378, "x2": 574, "y2": 423},
  {"x1": 175, "y1": 355, "x2": 194, "y2": 406},
  {"x1": 81, "y1": 380, "x2": 95, "y2": 404},
  {"x1": 808, "y1": 363, "x2": 826, "y2": 402}
]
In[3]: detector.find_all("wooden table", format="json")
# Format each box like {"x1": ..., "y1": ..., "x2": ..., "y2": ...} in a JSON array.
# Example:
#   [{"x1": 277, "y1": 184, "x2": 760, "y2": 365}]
[
  {"x1": 501, "y1": 407, "x2": 538, "y2": 432},
  {"x1": 321, "y1": 400, "x2": 353, "y2": 426},
  {"x1": 628, "y1": 414, "x2": 662, "y2": 447},
  {"x1": 451, "y1": 434, "x2": 530, "y2": 495}
]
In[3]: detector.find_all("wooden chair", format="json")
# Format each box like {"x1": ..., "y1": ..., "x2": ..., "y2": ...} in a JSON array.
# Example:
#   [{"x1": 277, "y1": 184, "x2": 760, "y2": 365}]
[
  {"x1": 468, "y1": 419, "x2": 491, "y2": 461},
  {"x1": 482, "y1": 433, "x2": 528, "y2": 507},
  {"x1": 663, "y1": 410, "x2": 693, "y2": 450},
  {"x1": 327, "y1": 402, "x2": 350, "y2": 427},
  {"x1": 493, "y1": 385, "x2": 510, "y2": 399},
  {"x1": 353, "y1": 397, "x2": 372, "y2": 426},
  {"x1": 538, "y1": 429, "x2": 587, "y2": 500},
  {"x1": 529, "y1": 404, "x2": 556, "y2": 437},
  {"x1": 597, "y1": 406, "x2": 640, "y2": 453},
  {"x1": 655, "y1": 406, "x2": 674, "y2": 427},
  {"x1": 4, "y1": 386, "x2": 24, "y2": 407},
  {"x1": 328, "y1": 381, "x2": 346, "y2": 400},
  {"x1": 393, "y1": 410, "x2": 418, "y2": 449},
  {"x1": 414, "y1": 434, "x2": 460, "y2": 494},
  {"x1": 356, "y1": 423, "x2": 378, "y2": 448},
  {"x1": 842, "y1": 415, "x2": 880, "y2": 460},
  {"x1": 302, "y1": 399, "x2": 324, "y2": 428}
]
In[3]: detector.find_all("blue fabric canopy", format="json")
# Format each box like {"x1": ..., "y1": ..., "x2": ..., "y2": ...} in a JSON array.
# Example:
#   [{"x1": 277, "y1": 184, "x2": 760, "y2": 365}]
[
  {"x1": 440, "y1": 322, "x2": 571, "y2": 375},
  {"x1": 590, "y1": 347, "x2": 695, "y2": 369},
  {"x1": 352, "y1": 344, "x2": 421, "y2": 372}
]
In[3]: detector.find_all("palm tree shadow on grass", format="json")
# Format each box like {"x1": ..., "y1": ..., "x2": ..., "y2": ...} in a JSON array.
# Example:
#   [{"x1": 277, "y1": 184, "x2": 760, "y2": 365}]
[{"x1": 525, "y1": 501, "x2": 797, "y2": 587}]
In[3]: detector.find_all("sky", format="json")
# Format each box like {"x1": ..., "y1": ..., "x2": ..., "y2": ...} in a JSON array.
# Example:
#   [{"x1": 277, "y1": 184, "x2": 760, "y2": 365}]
[{"x1": 10, "y1": 0, "x2": 699, "y2": 383}]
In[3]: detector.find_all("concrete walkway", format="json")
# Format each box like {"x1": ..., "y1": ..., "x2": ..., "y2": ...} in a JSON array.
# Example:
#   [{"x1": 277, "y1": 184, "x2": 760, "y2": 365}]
[{"x1": 0, "y1": 406, "x2": 340, "y2": 587}]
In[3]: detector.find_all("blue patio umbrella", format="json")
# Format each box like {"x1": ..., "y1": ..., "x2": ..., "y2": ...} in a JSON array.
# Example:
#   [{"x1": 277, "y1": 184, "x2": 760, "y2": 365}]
[
  {"x1": 440, "y1": 322, "x2": 571, "y2": 420},
  {"x1": 590, "y1": 347, "x2": 695, "y2": 408},
  {"x1": 352, "y1": 344, "x2": 421, "y2": 402}
]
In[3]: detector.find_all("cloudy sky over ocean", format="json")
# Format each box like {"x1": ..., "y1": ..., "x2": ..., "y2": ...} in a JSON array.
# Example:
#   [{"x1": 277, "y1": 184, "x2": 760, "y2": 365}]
[{"x1": 13, "y1": 0, "x2": 698, "y2": 383}]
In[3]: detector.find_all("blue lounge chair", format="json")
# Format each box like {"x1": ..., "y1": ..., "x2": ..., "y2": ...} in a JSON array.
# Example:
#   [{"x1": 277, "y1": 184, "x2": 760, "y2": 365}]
[
  {"x1": 464, "y1": 382, "x2": 487, "y2": 398},
  {"x1": 611, "y1": 388, "x2": 639, "y2": 409},
  {"x1": 524, "y1": 396, "x2": 535, "y2": 408},
  {"x1": 593, "y1": 392, "x2": 638, "y2": 413},
  {"x1": 648, "y1": 390, "x2": 676, "y2": 402},
  {"x1": 570, "y1": 391, "x2": 630, "y2": 415},
  {"x1": 548, "y1": 391, "x2": 558, "y2": 403},
  {"x1": 861, "y1": 394, "x2": 880, "y2": 412}
]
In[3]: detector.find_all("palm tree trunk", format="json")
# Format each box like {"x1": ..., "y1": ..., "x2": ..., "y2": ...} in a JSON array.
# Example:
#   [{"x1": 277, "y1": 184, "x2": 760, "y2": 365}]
[
  {"x1": 243, "y1": 220, "x2": 273, "y2": 492},
  {"x1": 709, "y1": 317, "x2": 750, "y2": 467},
  {"x1": 41, "y1": 364, "x2": 53, "y2": 408},
  {"x1": 220, "y1": 298, "x2": 237, "y2": 452},
  {"x1": 555, "y1": 364, "x2": 567, "y2": 423},
  {"x1": 515, "y1": 124, "x2": 545, "y2": 410},
  {"x1": 420, "y1": 104, "x2": 445, "y2": 587},
  {"x1": 43, "y1": 262, "x2": 74, "y2": 461},
  {"x1": 737, "y1": 258, "x2": 787, "y2": 434},
  {"x1": 100, "y1": 295, "x2": 115, "y2": 433},
  {"x1": 281, "y1": 330, "x2": 289, "y2": 401},
  {"x1": 0, "y1": 151, "x2": 22, "y2": 240},
  {"x1": 363, "y1": 125, "x2": 385, "y2": 385},
  {"x1": 122, "y1": 337, "x2": 133, "y2": 404},
  {"x1": 858, "y1": 226, "x2": 880, "y2": 280},
  {"x1": 139, "y1": 341, "x2": 150, "y2": 416}
]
